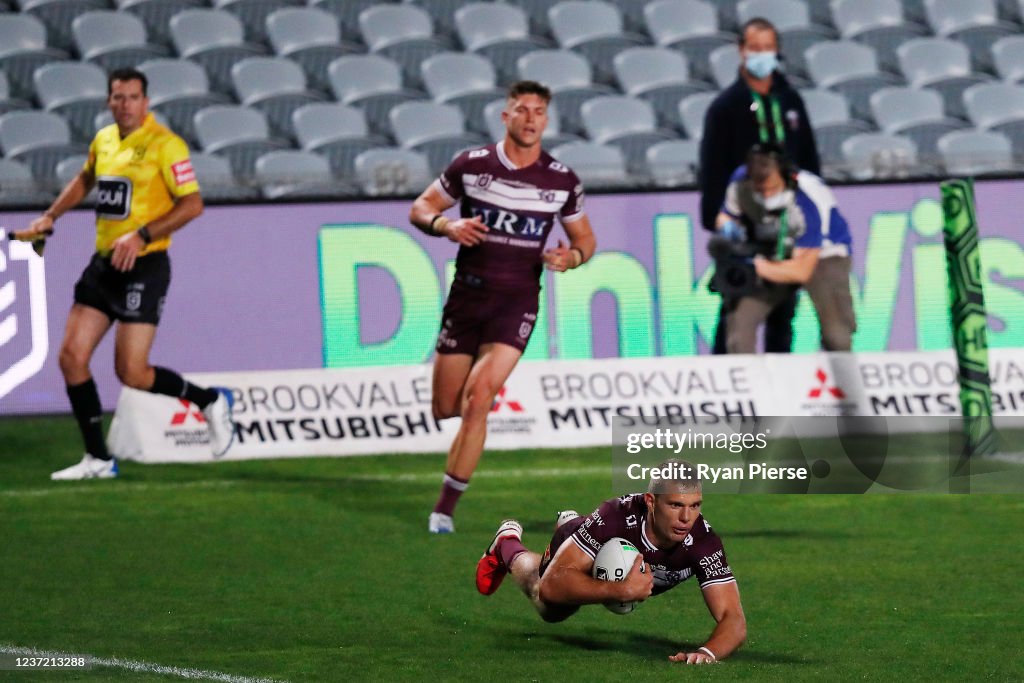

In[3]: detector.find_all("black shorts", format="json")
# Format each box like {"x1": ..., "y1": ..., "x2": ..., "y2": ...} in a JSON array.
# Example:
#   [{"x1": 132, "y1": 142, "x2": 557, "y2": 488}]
[
  {"x1": 435, "y1": 277, "x2": 540, "y2": 355},
  {"x1": 73, "y1": 251, "x2": 171, "y2": 325}
]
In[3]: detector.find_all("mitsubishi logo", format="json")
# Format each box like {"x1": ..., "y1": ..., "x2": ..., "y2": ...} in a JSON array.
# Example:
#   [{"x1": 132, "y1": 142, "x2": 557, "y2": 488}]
[
  {"x1": 491, "y1": 386, "x2": 524, "y2": 413},
  {"x1": 808, "y1": 368, "x2": 846, "y2": 399},
  {"x1": 170, "y1": 399, "x2": 205, "y2": 425}
]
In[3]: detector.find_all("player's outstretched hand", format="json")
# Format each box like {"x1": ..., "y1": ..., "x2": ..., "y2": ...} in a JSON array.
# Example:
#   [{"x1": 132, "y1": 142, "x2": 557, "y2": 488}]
[
  {"x1": 444, "y1": 216, "x2": 489, "y2": 246},
  {"x1": 618, "y1": 554, "x2": 653, "y2": 602},
  {"x1": 668, "y1": 651, "x2": 717, "y2": 665},
  {"x1": 542, "y1": 239, "x2": 574, "y2": 272},
  {"x1": 110, "y1": 230, "x2": 144, "y2": 272}
]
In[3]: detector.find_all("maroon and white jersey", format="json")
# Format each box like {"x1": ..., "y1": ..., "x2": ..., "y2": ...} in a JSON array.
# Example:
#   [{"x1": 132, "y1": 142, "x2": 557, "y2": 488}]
[
  {"x1": 433, "y1": 142, "x2": 586, "y2": 289},
  {"x1": 568, "y1": 494, "x2": 736, "y2": 595}
]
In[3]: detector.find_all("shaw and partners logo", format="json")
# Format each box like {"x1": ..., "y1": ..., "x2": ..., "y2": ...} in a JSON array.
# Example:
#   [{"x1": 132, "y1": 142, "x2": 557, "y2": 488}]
[{"x1": 0, "y1": 228, "x2": 49, "y2": 400}]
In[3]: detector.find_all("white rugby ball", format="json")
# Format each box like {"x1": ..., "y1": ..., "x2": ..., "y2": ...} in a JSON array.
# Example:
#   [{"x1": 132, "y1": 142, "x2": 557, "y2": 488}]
[{"x1": 592, "y1": 537, "x2": 644, "y2": 614}]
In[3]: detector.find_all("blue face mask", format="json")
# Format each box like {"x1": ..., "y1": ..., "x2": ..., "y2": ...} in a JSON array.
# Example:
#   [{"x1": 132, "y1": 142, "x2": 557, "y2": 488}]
[{"x1": 745, "y1": 51, "x2": 778, "y2": 79}]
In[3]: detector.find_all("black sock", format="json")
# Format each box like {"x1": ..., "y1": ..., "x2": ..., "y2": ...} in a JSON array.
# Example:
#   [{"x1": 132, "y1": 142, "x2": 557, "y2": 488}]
[
  {"x1": 150, "y1": 366, "x2": 219, "y2": 409},
  {"x1": 67, "y1": 379, "x2": 109, "y2": 460}
]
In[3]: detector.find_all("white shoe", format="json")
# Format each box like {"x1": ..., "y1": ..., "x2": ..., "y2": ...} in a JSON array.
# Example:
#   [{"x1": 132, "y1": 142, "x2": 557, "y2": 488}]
[
  {"x1": 429, "y1": 512, "x2": 455, "y2": 534},
  {"x1": 51, "y1": 453, "x2": 118, "y2": 481},
  {"x1": 203, "y1": 388, "x2": 235, "y2": 458},
  {"x1": 556, "y1": 509, "x2": 580, "y2": 529}
]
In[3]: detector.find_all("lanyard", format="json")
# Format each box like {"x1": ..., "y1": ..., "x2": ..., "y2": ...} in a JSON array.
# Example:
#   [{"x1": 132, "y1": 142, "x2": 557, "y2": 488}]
[
  {"x1": 775, "y1": 210, "x2": 789, "y2": 260},
  {"x1": 751, "y1": 92, "x2": 785, "y2": 143}
]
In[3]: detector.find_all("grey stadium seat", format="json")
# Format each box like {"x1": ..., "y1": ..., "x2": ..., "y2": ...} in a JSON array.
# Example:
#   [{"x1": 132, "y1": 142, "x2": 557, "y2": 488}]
[
  {"x1": 0, "y1": 71, "x2": 30, "y2": 117},
  {"x1": 0, "y1": 13, "x2": 69, "y2": 101},
  {"x1": 211, "y1": 0, "x2": 300, "y2": 44},
  {"x1": 138, "y1": 58, "x2": 230, "y2": 148},
  {"x1": 805, "y1": 40, "x2": 900, "y2": 120},
  {"x1": 406, "y1": 0, "x2": 467, "y2": 42},
  {"x1": 54, "y1": 153, "x2": 94, "y2": 205},
  {"x1": 115, "y1": 0, "x2": 202, "y2": 48},
  {"x1": 869, "y1": 86, "x2": 966, "y2": 160},
  {"x1": 549, "y1": 140, "x2": 629, "y2": 189},
  {"x1": 645, "y1": 138, "x2": 700, "y2": 187},
  {"x1": 310, "y1": 0, "x2": 386, "y2": 40},
  {"x1": 292, "y1": 102, "x2": 385, "y2": 176},
  {"x1": 579, "y1": 94, "x2": 674, "y2": 174},
  {"x1": 923, "y1": 0, "x2": 1015, "y2": 71},
  {"x1": 898, "y1": 38, "x2": 992, "y2": 118},
  {"x1": 677, "y1": 91, "x2": 717, "y2": 140},
  {"x1": 327, "y1": 54, "x2": 422, "y2": 138},
  {"x1": 420, "y1": 52, "x2": 505, "y2": 136},
  {"x1": 72, "y1": 10, "x2": 167, "y2": 71},
  {"x1": 19, "y1": 0, "x2": 108, "y2": 53},
  {"x1": 831, "y1": 0, "x2": 926, "y2": 71},
  {"x1": 353, "y1": 147, "x2": 433, "y2": 197},
  {"x1": 231, "y1": 57, "x2": 325, "y2": 141},
  {"x1": 192, "y1": 105, "x2": 288, "y2": 179},
  {"x1": 482, "y1": 97, "x2": 578, "y2": 149},
  {"x1": 708, "y1": 43, "x2": 740, "y2": 90},
  {"x1": 32, "y1": 61, "x2": 108, "y2": 143},
  {"x1": 506, "y1": 0, "x2": 564, "y2": 39},
  {"x1": 517, "y1": 49, "x2": 614, "y2": 135},
  {"x1": 266, "y1": 7, "x2": 357, "y2": 93},
  {"x1": 254, "y1": 149, "x2": 348, "y2": 200},
  {"x1": 991, "y1": 35, "x2": 1024, "y2": 83},
  {"x1": 799, "y1": 88, "x2": 872, "y2": 169},
  {"x1": 840, "y1": 132, "x2": 921, "y2": 180},
  {"x1": 189, "y1": 150, "x2": 260, "y2": 201},
  {"x1": 455, "y1": 2, "x2": 548, "y2": 86},
  {"x1": 937, "y1": 129, "x2": 1015, "y2": 175},
  {"x1": 0, "y1": 158, "x2": 54, "y2": 207},
  {"x1": 736, "y1": 0, "x2": 832, "y2": 77},
  {"x1": 170, "y1": 9, "x2": 267, "y2": 93},
  {"x1": 547, "y1": 0, "x2": 646, "y2": 85},
  {"x1": 358, "y1": 4, "x2": 448, "y2": 89},
  {"x1": 962, "y1": 82, "x2": 1024, "y2": 155},
  {"x1": 613, "y1": 47, "x2": 710, "y2": 133},
  {"x1": 643, "y1": 0, "x2": 734, "y2": 83},
  {"x1": 388, "y1": 100, "x2": 486, "y2": 175},
  {"x1": 0, "y1": 110, "x2": 87, "y2": 188}
]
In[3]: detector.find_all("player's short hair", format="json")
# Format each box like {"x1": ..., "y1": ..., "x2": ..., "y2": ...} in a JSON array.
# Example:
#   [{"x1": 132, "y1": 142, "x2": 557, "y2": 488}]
[
  {"x1": 738, "y1": 17, "x2": 779, "y2": 46},
  {"x1": 648, "y1": 459, "x2": 702, "y2": 496},
  {"x1": 507, "y1": 80, "x2": 551, "y2": 104},
  {"x1": 108, "y1": 68, "x2": 148, "y2": 96}
]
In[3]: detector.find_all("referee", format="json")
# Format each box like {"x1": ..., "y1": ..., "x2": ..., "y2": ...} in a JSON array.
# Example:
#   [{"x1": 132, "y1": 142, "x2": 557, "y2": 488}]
[{"x1": 13, "y1": 68, "x2": 235, "y2": 480}]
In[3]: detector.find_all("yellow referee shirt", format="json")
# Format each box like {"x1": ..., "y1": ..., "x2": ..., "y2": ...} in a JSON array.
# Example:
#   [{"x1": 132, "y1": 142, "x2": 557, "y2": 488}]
[{"x1": 84, "y1": 113, "x2": 200, "y2": 256}]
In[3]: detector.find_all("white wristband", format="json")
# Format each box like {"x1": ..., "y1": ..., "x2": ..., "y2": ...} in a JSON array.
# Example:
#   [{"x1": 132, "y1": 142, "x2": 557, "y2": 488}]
[{"x1": 697, "y1": 646, "x2": 717, "y2": 661}]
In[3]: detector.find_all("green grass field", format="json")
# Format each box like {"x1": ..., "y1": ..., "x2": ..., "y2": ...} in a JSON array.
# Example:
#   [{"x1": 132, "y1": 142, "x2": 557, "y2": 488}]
[{"x1": 2, "y1": 415, "x2": 1023, "y2": 682}]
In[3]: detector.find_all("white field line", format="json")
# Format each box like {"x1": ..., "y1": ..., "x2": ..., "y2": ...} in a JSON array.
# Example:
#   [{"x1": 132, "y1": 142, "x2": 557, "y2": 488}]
[{"x1": 0, "y1": 644, "x2": 284, "y2": 683}]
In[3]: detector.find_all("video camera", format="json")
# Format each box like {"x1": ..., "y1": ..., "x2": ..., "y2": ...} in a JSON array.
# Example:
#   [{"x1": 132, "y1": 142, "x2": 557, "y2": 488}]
[{"x1": 707, "y1": 234, "x2": 760, "y2": 300}]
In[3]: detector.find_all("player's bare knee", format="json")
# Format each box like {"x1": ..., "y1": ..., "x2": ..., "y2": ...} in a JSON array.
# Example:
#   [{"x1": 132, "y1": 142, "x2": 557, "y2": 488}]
[
  {"x1": 432, "y1": 396, "x2": 459, "y2": 420},
  {"x1": 115, "y1": 362, "x2": 151, "y2": 390},
  {"x1": 58, "y1": 344, "x2": 90, "y2": 378}
]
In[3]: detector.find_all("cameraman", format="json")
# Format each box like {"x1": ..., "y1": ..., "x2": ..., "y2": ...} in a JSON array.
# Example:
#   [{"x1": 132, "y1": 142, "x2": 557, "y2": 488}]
[{"x1": 712, "y1": 144, "x2": 855, "y2": 354}]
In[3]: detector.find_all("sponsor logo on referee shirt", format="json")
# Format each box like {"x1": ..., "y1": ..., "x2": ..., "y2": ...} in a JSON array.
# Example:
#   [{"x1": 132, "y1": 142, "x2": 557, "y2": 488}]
[{"x1": 96, "y1": 176, "x2": 132, "y2": 220}]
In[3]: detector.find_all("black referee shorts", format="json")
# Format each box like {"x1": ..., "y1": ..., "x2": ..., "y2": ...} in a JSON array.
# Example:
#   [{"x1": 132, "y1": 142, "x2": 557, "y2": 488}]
[{"x1": 73, "y1": 251, "x2": 171, "y2": 325}]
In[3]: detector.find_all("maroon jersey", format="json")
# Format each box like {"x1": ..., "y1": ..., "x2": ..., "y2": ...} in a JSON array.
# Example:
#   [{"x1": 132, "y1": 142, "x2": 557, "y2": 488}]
[
  {"x1": 434, "y1": 142, "x2": 586, "y2": 289},
  {"x1": 568, "y1": 494, "x2": 736, "y2": 595}
]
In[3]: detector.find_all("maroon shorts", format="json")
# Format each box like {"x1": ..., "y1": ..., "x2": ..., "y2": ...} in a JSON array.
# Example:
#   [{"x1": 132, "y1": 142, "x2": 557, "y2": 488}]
[{"x1": 435, "y1": 278, "x2": 540, "y2": 355}]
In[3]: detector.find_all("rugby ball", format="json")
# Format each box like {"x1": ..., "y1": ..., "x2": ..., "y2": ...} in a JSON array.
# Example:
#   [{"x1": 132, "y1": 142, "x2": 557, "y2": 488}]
[{"x1": 592, "y1": 537, "x2": 644, "y2": 614}]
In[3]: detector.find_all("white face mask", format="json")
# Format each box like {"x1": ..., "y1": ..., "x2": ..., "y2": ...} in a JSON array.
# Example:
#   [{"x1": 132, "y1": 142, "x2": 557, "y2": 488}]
[{"x1": 756, "y1": 189, "x2": 793, "y2": 212}]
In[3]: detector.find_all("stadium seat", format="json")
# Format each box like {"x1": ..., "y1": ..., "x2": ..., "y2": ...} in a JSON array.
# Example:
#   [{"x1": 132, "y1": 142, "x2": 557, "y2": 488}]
[
  {"x1": 72, "y1": 10, "x2": 167, "y2": 70},
  {"x1": 831, "y1": 0, "x2": 926, "y2": 71},
  {"x1": 643, "y1": 0, "x2": 734, "y2": 84},
  {"x1": 840, "y1": 132, "x2": 921, "y2": 180},
  {"x1": 327, "y1": 54, "x2": 423, "y2": 138},
  {"x1": 505, "y1": 0, "x2": 563, "y2": 39},
  {"x1": 937, "y1": 129, "x2": 1015, "y2": 175},
  {"x1": 211, "y1": 0, "x2": 301, "y2": 44},
  {"x1": 923, "y1": 0, "x2": 1015, "y2": 71},
  {"x1": 0, "y1": 110, "x2": 87, "y2": 188},
  {"x1": 353, "y1": 146, "x2": 432, "y2": 196},
  {"x1": 869, "y1": 87, "x2": 966, "y2": 160},
  {"x1": 454, "y1": 3, "x2": 548, "y2": 86},
  {"x1": 0, "y1": 71, "x2": 30, "y2": 117},
  {"x1": 265, "y1": 7, "x2": 357, "y2": 93},
  {"x1": 736, "y1": 0, "x2": 832, "y2": 77},
  {"x1": 712, "y1": 0, "x2": 743, "y2": 32},
  {"x1": 114, "y1": 0, "x2": 201, "y2": 48},
  {"x1": 481, "y1": 97, "x2": 578, "y2": 149},
  {"x1": 991, "y1": 35, "x2": 1024, "y2": 83},
  {"x1": 169, "y1": 9, "x2": 267, "y2": 94},
  {"x1": 0, "y1": 13, "x2": 69, "y2": 101},
  {"x1": 32, "y1": 61, "x2": 108, "y2": 143},
  {"x1": 0, "y1": 157, "x2": 54, "y2": 206},
  {"x1": 231, "y1": 57, "x2": 324, "y2": 141},
  {"x1": 54, "y1": 152, "x2": 94, "y2": 204},
  {"x1": 292, "y1": 102, "x2": 384, "y2": 176},
  {"x1": 420, "y1": 52, "x2": 505, "y2": 136},
  {"x1": 613, "y1": 47, "x2": 710, "y2": 133},
  {"x1": 549, "y1": 140, "x2": 629, "y2": 189},
  {"x1": 137, "y1": 58, "x2": 230, "y2": 148},
  {"x1": 898, "y1": 38, "x2": 993, "y2": 119},
  {"x1": 311, "y1": 0, "x2": 389, "y2": 41},
  {"x1": 645, "y1": 138, "x2": 700, "y2": 187},
  {"x1": 677, "y1": 91, "x2": 717, "y2": 140},
  {"x1": 962, "y1": 82, "x2": 1024, "y2": 155},
  {"x1": 358, "y1": 4, "x2": 448, "y2": 89},
  {"x1": 254, "y1": 149, "x2": 347, "y2": 200},
  {"x1": 406, "y1": 0, "x2": 466, "y2": 42},
  {"x1": 579, "y1": 95, "x2": 675, "y2": 174},
  {"x1": 517, "y1": 49, "x2": 614, "y2": 135},
  {"x1": 192, "y1": 105, "x2": 288, "y2": 179},
  {"x1": 805, "y1": 40, "x2": 900, "y2": 120},
  {"x1": 388, "y1": 100, "x2": 486, "y2": 175},
  {"x1": 799, "y1": 88, "x2": 872, "y2": 169},
  {"x1": 189, "y1": 150, "x2": 260, "y2": 201},
  {"x1": 547, "y1": 0, "x2": 646, "y2": 85},
  {"x1": 708, "y1": 43, "x2": 740, "y2": 90},
  {"x1": 19, "y1": 0, "x2": 108, "y2": 53}
]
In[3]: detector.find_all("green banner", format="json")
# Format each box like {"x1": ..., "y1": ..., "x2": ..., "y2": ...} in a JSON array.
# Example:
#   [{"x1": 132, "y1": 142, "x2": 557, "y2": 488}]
[{"x1": 940, "y1": 179, "x2": 996, "y2": 457}]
